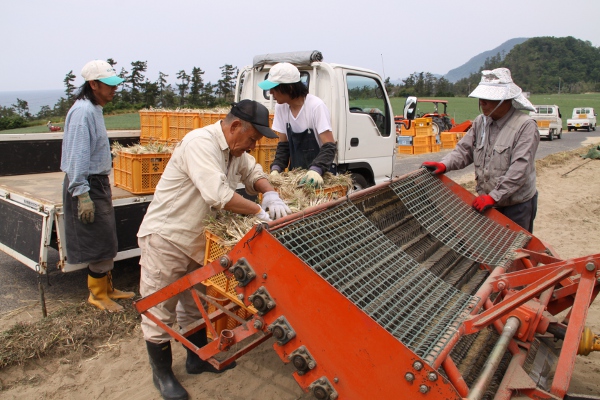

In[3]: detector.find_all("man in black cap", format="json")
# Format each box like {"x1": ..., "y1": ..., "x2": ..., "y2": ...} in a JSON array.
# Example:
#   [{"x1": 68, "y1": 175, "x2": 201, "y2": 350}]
[{"x1": 137, "y1": 100, "x2": 290, "y2": 400}]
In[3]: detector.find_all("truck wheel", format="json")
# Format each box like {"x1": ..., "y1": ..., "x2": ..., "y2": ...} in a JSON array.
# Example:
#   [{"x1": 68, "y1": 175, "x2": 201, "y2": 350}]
[
  {"x1": 568, "y1": 127, "x2": 572, "y2": 132},
  {"x1": 587, "y1": 125, "x2": 591, "y2": 132},
  {"x1": 593, "y1": 125, "x2": 596, "y2": 132},
  {"x1": 350, "y1": 173, "x2": 369, "y2": 193},
  {"x1": 557, "y1": 129, "x2": 562, "y2": 139},
  {"x1": 548, "y1": 130, "x2": 554, "y2": 141}
]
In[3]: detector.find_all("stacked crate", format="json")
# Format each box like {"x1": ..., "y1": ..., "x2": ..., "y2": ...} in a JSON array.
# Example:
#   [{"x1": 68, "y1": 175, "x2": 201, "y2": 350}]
[
  {"x1": 413, "y1": 118, "x2": 439, "y2": 154},
  {"x1": 397, "y1": 120, "x2": 416, "y2": 155},
  {"x1": 138, "y1": 109, "x2": 277, "y2": 174},
  {"x1": 440, "y1": 132, "x2": 465, "y2": 149}
]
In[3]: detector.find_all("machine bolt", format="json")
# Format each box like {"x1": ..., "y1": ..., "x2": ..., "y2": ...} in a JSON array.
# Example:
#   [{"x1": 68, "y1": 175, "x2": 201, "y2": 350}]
[
  {"x1": 308, "y1": 361, "x2": 316, "y2": 369},
  {"x1": 287, "y1": 331, "x2": 294, "y2": 339},
  {"x1": 219, "y1": 256, "x2": 231, "y2": 268},
  {"x1": 292, "y1": 355, "x2": 308, "y2": 371},
  {"x1": 272, "y1": 326, "x2": 285, "y2": 340},
  {"x1": 419, "y1": 385, "x2": 429, "y2": 394},
  {"x1": 413, "y1": 361, "x2": 423, "y2": 371},
  {"x1": 405, "y1": 372, "x2": 415, "y2": 382},
  {"x1": 428, "y1": 372, "x2": 438, "y2": 381},
  {"x1": 497, "y1": 281, "x2": 506, "y2": 290},
  {"x1": 267, "y1": 301, "x2": 275, "y2": 309},
  {"x1": 253, "y1": 319, "x2": 263, "y2": 329},
  {"x1": 586, "y1": 262, "x2": 596, "y2": 272},
  {"x1": 237, "y1": 294, "x2": 244, "y2": 300},
  {"x1": 233, "y1": 267, "x2": 247, "y2": 282},
  {"x1": 334, "y1": 377, "x2": 339, "y2": 383},
  {"x1": 263, "y1": 273, "x2": 268, "y2": 279}
]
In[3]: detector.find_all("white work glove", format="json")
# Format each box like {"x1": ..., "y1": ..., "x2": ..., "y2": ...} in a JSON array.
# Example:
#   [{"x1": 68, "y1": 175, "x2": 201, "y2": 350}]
[
  {"x1": 255, "y1": 207, "x2": 272, "y2": 222},
  {"x1": 261, "y1": 191, "x2": 291, "y2": 220},
  {"x1": 300, "y1": 170, "x2": 324, "y2": 188},
  {"x1": 270, "y1": 170, "x2": 279, "y2": 176}
]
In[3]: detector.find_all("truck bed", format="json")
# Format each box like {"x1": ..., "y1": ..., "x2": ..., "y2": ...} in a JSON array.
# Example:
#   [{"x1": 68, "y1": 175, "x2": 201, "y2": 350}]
[{"x1": 0, "y1": 171, "x2": 140, "y2": 206}]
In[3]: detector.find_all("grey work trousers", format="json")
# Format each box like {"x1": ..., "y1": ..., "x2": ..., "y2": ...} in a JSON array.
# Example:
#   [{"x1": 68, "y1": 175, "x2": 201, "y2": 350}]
[{"x1": 139, "y1": 234, "x2": 204, "y2": 343}]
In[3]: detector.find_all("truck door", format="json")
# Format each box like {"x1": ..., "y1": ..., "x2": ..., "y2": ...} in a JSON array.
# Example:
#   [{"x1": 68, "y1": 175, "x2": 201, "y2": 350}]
[{"x1": 342, "y1": 74, "x2": 394, "y2": 182}]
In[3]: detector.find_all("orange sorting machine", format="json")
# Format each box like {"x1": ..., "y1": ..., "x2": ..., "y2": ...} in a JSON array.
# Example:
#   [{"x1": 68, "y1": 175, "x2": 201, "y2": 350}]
[{"x1": 135, "y1": 169, "x2": 600, "y2": 400}]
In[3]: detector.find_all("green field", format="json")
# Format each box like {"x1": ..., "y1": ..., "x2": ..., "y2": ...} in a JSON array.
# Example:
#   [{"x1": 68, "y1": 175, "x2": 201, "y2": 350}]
[
  {"x1": 2, "y1": 93, "x2": 599, "y2": 134},
  {"x1": 390, "y1": 93, "x2": 600, "y2": 129},
  {"x1": 0, "y1": 112, "x2": 140, "y2": 134}
]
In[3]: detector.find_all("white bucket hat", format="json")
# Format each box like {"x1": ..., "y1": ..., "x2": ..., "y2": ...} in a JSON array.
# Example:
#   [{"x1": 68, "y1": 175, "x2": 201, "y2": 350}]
[{"x1": 469, "y1": 68, "x2": 535, "y2": 112}]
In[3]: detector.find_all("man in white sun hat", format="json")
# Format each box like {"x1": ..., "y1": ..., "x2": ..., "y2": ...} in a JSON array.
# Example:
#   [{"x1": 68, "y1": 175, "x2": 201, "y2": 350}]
[
  {"x1": 422, "y1": 67, "x2": 540, "y2": 233},
  {"x1": 259, "y1": 62, "x2": 337, "y2": 188},
  {"x1": 61, "y1": 60, "x2": 133, "y2": 312}
]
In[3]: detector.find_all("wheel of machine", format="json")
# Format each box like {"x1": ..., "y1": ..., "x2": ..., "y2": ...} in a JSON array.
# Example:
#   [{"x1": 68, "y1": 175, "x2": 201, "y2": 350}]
[
  {"x1": 350, "y1": 173, "x2": 369, "y2": 193},
  {"x1": 431, "y1": 117, "x2": 444, "y2": 136},
  {"x1": 587, "y1": 125, "x2": 591, "y2": 132},
  {"x1": 548, "y1": 130, "x2": 554, "y2": 141}
]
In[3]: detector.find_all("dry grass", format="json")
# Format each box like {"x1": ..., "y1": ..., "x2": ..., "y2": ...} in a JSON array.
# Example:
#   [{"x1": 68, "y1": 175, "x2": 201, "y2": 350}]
[
  {"x1": 0, "y1": 301, "x2": 139, "y2": 370},
  {"x1": 205, "y1": 170, "x2": 353, "y2": 245}
]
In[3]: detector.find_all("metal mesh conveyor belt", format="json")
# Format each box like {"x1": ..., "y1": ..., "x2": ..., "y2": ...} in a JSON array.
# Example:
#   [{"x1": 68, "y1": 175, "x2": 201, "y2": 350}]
[
  {"x1": 271, "y1": 201, "x2": 478, "y2": 365},
  {"x1": 391, "y1": 169, "x2": 531, "y2": 269}
]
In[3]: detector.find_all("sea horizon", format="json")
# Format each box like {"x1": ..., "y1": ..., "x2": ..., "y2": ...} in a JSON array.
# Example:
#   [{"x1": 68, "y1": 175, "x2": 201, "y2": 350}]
[{"x1": 0, "y1": 89, "x2": 65, "y2": 115}]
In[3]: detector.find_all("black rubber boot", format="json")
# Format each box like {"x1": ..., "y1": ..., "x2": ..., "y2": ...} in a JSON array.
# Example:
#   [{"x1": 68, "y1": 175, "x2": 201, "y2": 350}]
[
  {"x1": 184, "y1": 329, "x2": 237, "y2": 374},
  {"x1": 146, "y1": 341, "x2": 189, "y2": 400}
]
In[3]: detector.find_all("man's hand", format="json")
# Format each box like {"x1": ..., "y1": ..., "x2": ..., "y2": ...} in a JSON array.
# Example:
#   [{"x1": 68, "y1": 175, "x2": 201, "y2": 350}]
[
  {"x1": 261, "y1": 191, "x2": 291, "y2": 220},
  {"x1": 255, "y1": 207, "x2": 272, "y2": 222},
  {"x1": 472, "y1": 195, "x2": 495, "y2": 213},
  {"x1": 300, "y1": 170, "x2": 324, "y2": 188},
  {"x1": 421, "y1": 161, "x2": 446, "y2": 175},
  {"x1": 77, "y1": 192, "x2": 95, "y2": 224}
]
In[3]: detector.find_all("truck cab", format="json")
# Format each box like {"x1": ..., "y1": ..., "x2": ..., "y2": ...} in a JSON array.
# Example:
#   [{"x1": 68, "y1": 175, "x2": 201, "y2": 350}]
[
  {"x1": 529, "y1": 104, "x2": 562, "y2": 141},
  {"x1": 235, "y1": 51, "x2": 415, "y2": 190}
]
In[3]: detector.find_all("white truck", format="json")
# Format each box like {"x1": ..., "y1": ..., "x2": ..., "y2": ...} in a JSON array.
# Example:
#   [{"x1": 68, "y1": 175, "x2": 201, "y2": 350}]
[
  {"x1": 529, "y1": 104, "x2": 563, "y2": 141},
  {"x1": 567, "y1": 107, "x2": 597, "y2": 132},
  {"x1": 235, "y1": 50, "x2": 416, "y2": 190}
]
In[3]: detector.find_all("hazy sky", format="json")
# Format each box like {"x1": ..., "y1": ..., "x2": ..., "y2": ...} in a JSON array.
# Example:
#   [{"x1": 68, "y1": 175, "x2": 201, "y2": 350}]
[{"x1": 2, "y1": 0, "x2": 599, "y2": 92}]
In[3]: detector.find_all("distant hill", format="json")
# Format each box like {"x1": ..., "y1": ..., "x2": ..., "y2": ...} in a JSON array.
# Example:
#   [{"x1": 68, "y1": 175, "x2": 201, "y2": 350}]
[{"x1": 444, "y1": 38, "x2": 529, "y2": 83}]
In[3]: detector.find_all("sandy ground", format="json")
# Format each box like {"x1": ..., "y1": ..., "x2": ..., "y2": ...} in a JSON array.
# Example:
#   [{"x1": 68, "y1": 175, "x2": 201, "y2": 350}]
[{"x1": 1, "y1": 153, "x2": 600, "y2": 399}]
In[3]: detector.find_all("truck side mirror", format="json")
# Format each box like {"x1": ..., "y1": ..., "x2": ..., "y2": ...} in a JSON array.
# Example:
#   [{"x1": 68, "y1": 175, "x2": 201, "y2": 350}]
[{"x1": 399, "y1": 96, "x2": 418, "y2": 129}]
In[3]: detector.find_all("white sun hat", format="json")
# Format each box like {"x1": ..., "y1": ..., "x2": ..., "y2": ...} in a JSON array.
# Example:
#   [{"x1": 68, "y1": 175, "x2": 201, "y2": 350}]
[{"x1": 469, "y1": 68, "x2": 535, "y2": 112}]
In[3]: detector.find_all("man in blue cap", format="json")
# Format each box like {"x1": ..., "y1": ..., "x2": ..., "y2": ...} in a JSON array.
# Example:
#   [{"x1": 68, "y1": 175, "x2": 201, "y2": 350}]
[{"x1": 61, "y1": 60, "x2": 134, "y2": 312}]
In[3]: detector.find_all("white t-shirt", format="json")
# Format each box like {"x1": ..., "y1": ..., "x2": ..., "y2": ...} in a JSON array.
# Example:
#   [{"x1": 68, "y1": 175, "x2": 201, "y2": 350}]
[{"x1": 271, "y1": 94, "x2": 332, "y2": 145}]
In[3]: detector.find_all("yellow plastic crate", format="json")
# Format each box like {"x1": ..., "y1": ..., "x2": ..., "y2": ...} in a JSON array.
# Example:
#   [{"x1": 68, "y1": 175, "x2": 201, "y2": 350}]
[
  {"x1": 440, "y1": 132, "x2": 459, "y2": 142},
  {"x1": 431, "y1": 144, "x2": 441, "y2": 153},
  {"x1": 442, "y1": 141, "x2": 457, "y2": 149},
  {"x1": 413, "y1": 144, "x2": 432, "y2": 155},
  {"x1": 139, "y1": 111, "x2": 169, "y2": 142},
  {"x1": 399, "y1": 123, "x2": 416, "y2": 136},
  {"x1": 113, "y1": 151, "x2": 171, "y2": 194},
  {"x1": 167, "y1": 111, "x2": 202, "y2": 143},
  {"x1": 413, "y1": 135, "x2": 434, "y2": 146},
  {"x1": 397, "y1": 145, "x2": 414, "y2": 155},
  {"x1": 256, "y1": 144, "x2": 278, "y2": 172}
]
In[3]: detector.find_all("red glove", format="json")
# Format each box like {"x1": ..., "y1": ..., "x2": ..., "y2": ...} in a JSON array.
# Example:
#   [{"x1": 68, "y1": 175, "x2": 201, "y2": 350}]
[
  {"x1": 422, "y1": 161, "x2": 446, "y2": 175},
  {"x1": 472, "y1": 195, "x2": 495, "y2": 213}
]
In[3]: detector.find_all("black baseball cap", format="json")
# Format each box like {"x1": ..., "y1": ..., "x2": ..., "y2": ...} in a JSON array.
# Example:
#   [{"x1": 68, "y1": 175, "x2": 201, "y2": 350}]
[{"x1": 230, "y1": 100, "x2": 277, "y2": 138}]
